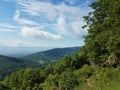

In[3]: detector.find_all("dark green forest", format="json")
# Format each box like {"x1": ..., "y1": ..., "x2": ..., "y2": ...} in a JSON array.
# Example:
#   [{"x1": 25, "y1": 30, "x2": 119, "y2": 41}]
[
  {"x1": 0, "y1": 0, "x2": 120, "y2": 90},
  {"x1": 0, "y1": 55, "x2": 41, "y2": 80}
]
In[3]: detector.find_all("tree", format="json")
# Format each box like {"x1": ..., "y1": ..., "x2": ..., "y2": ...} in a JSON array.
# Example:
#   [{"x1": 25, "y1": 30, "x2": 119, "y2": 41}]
[
  {"x1": 82, "y1": 0, "x2": 120, "y2": 66},
  {"x1": 0, "y1": 82, "x2": 10, "y2": 90},
  {"x1": 3, "y1": 68, "x2": 45, "y2": 90},
  {"x1": 59, "y1": 70, "x2": 77, "y2": 90}
]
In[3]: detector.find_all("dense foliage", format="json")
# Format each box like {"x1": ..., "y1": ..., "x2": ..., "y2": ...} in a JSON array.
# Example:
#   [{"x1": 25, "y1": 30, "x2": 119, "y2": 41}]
[
  {"x1": 0, "y1": 0, "x2": 120, "y2": 90},
  {"x1": 82, "y1": 0, "x2": 120, "y2": 67}
]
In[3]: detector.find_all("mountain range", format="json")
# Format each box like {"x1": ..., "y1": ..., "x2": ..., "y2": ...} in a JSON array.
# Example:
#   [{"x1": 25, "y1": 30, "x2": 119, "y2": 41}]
[
  {"x1": 0, "y1": 46, "x2": 80, "y2": 79},
  {"x1": 21, "y1": 47, "x2": 80, "y2": 64}
]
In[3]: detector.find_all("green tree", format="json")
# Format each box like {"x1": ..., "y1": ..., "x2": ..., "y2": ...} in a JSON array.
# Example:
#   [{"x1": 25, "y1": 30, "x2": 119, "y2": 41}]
[
  {"x1": 3, "y1": 68, "x2": 45, "y2": 90},
  {"x1": 59, "y1": 70, "x2": 77, "y2": 90},
  {"x1": 0, "y1": 82, "x2": 10, "y2": 90},
  {"x1": 83, "y1": 0, "x2": 120, "y2": 66}
]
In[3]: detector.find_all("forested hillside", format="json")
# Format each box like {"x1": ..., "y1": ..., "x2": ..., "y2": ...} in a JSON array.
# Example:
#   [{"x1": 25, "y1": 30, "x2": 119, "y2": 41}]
[
  {"x1": 0, "y1": 0, "x2": 120, "y2": 90},
  {"x1": 21, "y1": 47, "x2": 80, "y2": 64},
  {"x1": 0, "y1": 55, "x2": 25, "y2": 80},
  {"x1": 0, "y1": 55, "x2": 40, "y2": 80}
]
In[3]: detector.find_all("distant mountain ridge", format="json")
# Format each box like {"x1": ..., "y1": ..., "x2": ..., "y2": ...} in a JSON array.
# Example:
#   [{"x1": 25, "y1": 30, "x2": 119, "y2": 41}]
[{"x1": 21, "y1": 47, "x2": 80, "y2": 64}]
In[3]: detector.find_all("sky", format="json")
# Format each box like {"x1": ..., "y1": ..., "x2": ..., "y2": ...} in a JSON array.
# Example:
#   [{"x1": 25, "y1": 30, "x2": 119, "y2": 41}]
[{"x1": 0, "y1": 0, "x2": 95, "y2": 48}]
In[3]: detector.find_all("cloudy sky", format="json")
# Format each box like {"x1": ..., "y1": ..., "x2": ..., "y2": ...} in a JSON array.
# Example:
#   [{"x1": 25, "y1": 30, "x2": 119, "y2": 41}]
[{"x1": 0, "y1": 0, "x2": 95, "y2": 48}]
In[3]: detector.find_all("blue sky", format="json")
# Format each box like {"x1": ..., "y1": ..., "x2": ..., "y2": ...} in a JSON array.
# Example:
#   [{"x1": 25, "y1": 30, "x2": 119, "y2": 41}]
[{"x1": 0, "y1": 0, "x2": 95, "y2": 48}]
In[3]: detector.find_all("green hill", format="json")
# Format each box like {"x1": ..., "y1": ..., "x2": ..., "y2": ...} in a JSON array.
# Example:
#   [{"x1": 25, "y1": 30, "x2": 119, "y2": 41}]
[
  {"x1": 21, "y1": 47, "x2": 80, "y2": 64},
  {"x1": 0, "y1": 55, "x2": 24, "y2": 79},
  {"x1": 0, "y1": 55, "x2": 39, "y2": 80}
]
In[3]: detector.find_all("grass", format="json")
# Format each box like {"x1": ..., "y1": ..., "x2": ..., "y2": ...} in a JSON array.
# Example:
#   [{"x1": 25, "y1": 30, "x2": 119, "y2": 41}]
[{"x1": 74, "y1": 79, "x2": 120, "y2": 90}]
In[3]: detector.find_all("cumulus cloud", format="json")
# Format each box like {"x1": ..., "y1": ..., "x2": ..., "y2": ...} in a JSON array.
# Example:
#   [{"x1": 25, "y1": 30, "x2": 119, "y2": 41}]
[{"x1": 21, "y1": 27, "x2": 62, "y2": 40}]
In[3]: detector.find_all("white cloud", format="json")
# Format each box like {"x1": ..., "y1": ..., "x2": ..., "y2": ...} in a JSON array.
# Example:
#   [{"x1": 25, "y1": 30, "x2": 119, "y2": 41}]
[
  {"x1": 14, "y1": 0, "x2": 91, "y2": 38},
  {"x1": 0, "y1": 23, "x2": 16, "y2": 29},
  {"x1": 21, "y1": 26, "x2": 62, "y2": 40},
  {"x1": 16, "y1": 0, "x2": 57, "y2": 19},
  {"x1": 56, "y1": 15, "x2": 68, "y2": 34},
  {"x1": 0, "y1": 0, "x2": 94, "y2": 48},
  {"x1": 2, "y1": 0, "x2": 91, "y2": 46},
  {"x1": 14, "y1": 10, "x2": 37, "y2": 25},
  {"x1": 71, "y1": 21, "x2": 88, "y2": 38},
  {"x1": 15, "y1": 0, "x2": 91, "y2": 20},
  {"x1": 0, "y1": 23, "x2": 17, "y2": 32},
  {"x1": 55, "y1": 16, "x2": 88, "y2": 37}
]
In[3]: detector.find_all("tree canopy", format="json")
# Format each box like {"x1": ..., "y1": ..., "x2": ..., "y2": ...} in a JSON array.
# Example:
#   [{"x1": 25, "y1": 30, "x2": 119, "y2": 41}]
[{"x1": 82, "y1": 0, "x2": 120, "y2": 66}]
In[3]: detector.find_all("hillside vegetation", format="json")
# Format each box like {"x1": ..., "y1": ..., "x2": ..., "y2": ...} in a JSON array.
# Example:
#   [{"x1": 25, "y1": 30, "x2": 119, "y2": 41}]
[
  {"x1": 0, "y1": 0, "x2": 120, "y2": 90},
  {"x1": 0, "y1": 55, "x2": 39, "y2": 80},
  {"x1": 0, "y1": 55, "x2": 25, "y2": 80}
]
